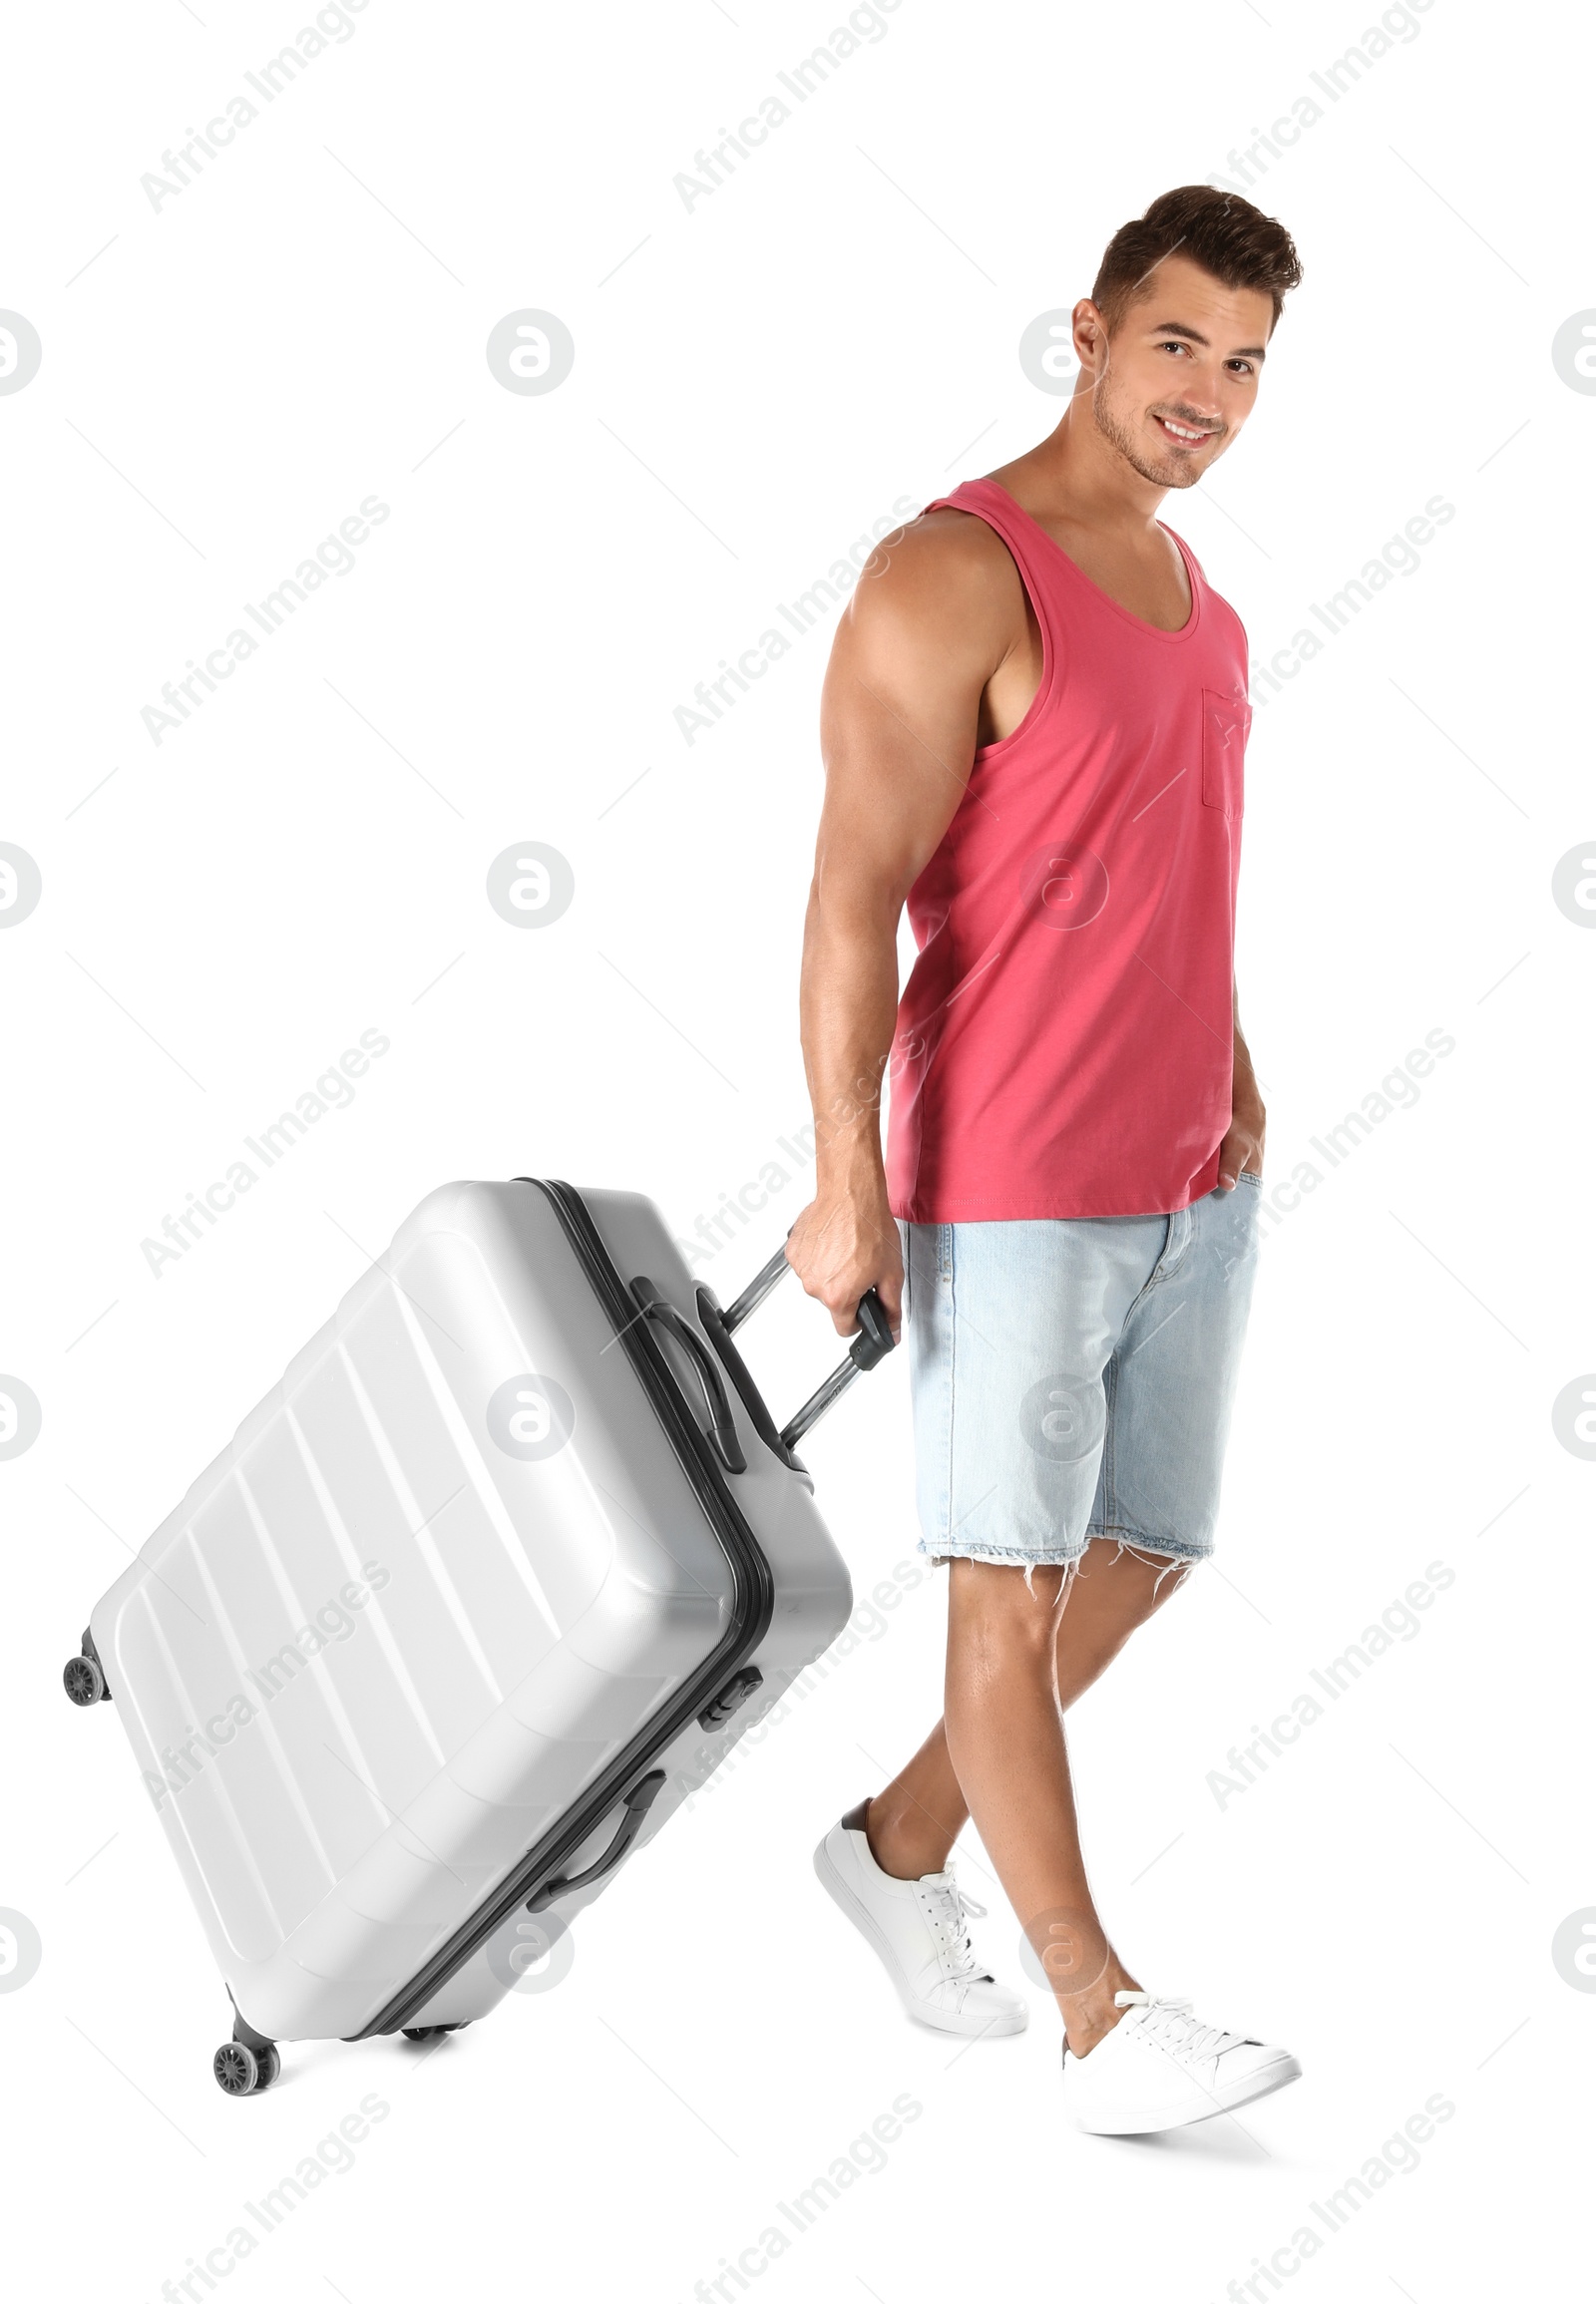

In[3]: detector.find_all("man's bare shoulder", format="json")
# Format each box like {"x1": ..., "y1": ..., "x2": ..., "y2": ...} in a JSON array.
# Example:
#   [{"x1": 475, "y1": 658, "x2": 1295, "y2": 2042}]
[{"x1": 839, "y1": 504, "x2": 1024, "y2": 663}]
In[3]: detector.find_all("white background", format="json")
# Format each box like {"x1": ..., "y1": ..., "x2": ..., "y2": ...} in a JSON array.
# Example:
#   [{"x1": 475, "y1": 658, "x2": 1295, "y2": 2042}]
[{"x1": 1, "y1": 0, "x2": 1589, "y2": 2297}]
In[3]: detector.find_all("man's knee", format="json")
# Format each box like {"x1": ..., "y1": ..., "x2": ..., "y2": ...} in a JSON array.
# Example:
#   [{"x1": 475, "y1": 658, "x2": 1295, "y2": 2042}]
[
  {"x1": 949, "y1": 1558, "x2": 1072, "y2": 1651},
  {"x1": 1077, "y1": 1538, "x2": 1192, "y2": 1616}
]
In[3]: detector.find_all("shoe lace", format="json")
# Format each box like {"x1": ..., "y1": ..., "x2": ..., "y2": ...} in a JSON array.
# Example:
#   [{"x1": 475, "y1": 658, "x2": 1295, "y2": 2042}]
[
  {"x1": 1116, "y1": 1992, "x2": 1241, "y2": 2062},
  {"x1": 920, "y1": 1873, "x2": 991, "y2": 1982}
]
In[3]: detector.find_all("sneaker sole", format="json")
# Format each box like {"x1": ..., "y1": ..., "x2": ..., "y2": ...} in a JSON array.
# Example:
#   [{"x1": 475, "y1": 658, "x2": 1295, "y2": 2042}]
[
  {"x1": 812, "y1": 1834, "x2": 1028, "y2": 2041},
  {"x1": 1068, "y1": 2051, "x2": 1303, "y2": 2136}
]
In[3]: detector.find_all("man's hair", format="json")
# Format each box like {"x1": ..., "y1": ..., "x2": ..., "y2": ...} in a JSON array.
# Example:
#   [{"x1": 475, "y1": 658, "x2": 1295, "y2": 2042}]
[{"x1": 1091, "y1": 186, "x2": 1303, "y2": 335}]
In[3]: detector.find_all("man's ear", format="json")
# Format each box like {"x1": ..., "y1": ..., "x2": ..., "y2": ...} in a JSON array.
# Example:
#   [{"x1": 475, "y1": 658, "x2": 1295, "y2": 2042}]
[{"x1": 1072, "y1": 298, "x2": 1109, "y2": 373}]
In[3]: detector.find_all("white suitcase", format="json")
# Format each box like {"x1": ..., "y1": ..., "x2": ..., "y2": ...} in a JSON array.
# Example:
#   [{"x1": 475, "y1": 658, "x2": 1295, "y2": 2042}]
[{"x1": 66, "y1": 1177, "x2": 892, "y2": 2093}]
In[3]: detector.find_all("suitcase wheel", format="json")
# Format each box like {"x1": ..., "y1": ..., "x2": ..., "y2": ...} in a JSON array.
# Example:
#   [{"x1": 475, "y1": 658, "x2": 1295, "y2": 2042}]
[
  {"x1": 63, "y1": 1653, "x2": 107, "y2": 1707},
  {"x1": 212, "y1": 2040, "x2": 279, "y2": 2095},
  {"x1": 64, "y1": 1630, "x2": 112, "y2": 1706},
  {"x1": 63, "y1": 1655, "x2": 106, "y2": 1707}
]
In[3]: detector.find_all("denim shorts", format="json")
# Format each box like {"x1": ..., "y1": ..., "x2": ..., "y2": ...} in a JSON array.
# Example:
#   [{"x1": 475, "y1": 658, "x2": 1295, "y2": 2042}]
[{"x1": 903, "y1": 1177, "x2": 1261, "y2": 1570}]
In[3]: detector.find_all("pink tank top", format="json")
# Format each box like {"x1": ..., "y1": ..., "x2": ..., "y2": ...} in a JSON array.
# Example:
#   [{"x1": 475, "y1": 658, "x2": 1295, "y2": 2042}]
[{"x1": 885, "y1": 478, "x2": 1251, "y2": 1223}]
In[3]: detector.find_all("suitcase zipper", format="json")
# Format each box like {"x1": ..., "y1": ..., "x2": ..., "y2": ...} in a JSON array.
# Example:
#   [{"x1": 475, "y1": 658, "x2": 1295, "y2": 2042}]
[{"x1": 349, "y1": 1178, "x2": 777, "y2": 2039}]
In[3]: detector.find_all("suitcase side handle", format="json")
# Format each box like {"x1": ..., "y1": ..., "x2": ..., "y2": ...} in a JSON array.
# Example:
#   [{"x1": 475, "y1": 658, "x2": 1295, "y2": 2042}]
[
  {"x1": 524, "y1": 1768, "x2": 667, "y2": 1914},
  {"x1": 631, "y1": 1281, "x2": 748, "y2": 1474},
  {"x1": 720, "y1": 1241, "x2": 897, "y2": 1450}
]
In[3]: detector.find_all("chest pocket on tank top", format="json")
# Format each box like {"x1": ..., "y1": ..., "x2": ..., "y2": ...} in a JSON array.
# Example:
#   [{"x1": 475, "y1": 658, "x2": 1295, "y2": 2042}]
[{"x1": 1200, "y1": 688, "x2": 1250, "y2": 816}]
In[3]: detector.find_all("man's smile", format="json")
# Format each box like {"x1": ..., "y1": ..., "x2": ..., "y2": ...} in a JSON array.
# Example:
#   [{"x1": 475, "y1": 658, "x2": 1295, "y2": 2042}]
[{"x1": 1152, "y1": 412, "x2": 1219, "y2": 446}]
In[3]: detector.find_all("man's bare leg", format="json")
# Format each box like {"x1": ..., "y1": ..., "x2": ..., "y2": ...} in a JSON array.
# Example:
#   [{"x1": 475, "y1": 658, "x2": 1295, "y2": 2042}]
[
  {"x1": 866, "y1": 1539, "x2": 1189, "y2": 1874},
  {"x1": 862, "y1": 1541, "x2": 1191, "y2": 2052}
]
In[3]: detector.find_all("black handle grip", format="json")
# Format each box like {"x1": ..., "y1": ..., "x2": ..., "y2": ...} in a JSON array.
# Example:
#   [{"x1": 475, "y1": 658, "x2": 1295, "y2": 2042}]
[
  {"x1": 632, "y1": 1280, "x2": 747, "y2": 1474},
  {"x1": 718, "y1": 1238, "x2": 899, "y2": 1453},
  {"x1": 850, "y1": 1289, "x2": 895, "y2": 1371},
  {"x1": 525, "y1": 1769, "x2": 666, "y2": 1913},
  {"x1": 722, "y1": 1244, "x2": 898, "y2": 1359}
]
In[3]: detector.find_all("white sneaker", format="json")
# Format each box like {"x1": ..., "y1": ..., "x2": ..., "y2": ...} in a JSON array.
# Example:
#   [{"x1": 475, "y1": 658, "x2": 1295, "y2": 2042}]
[
  {"x1": 813, "y1": 1802, "x2": 1028, "y2": 2039},
  {"x1": 1063, "y1": 1991, "x2": 1301, "y2": 2134}
]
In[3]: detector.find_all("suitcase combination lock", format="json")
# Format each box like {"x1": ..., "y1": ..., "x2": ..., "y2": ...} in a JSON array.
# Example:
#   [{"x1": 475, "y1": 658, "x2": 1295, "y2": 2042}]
[{"x1": 696, "y1": 1665, "x2": 764, "y2": 1730}]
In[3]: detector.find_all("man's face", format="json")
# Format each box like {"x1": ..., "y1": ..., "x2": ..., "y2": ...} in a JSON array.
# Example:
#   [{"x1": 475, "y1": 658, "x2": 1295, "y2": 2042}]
[{"x1": 1076, "y1": 254, "x2": 1274, "y2": 489}]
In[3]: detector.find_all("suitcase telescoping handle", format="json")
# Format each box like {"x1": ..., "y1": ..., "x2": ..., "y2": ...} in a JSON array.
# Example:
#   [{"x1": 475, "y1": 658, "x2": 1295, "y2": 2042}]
[{"x1": 720, "y1": 1240, "x2": 897, "y2": 1451}]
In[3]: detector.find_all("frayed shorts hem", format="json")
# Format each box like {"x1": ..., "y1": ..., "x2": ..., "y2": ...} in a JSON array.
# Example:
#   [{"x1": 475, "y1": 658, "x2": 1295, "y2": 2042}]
[{"x1": 919, "y1": 1525, "x2": 1211, "y2": 1570}]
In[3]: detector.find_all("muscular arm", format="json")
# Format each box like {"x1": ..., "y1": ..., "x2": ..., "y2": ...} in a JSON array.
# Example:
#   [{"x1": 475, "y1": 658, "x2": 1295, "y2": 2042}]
[
  {"x1": 1220, "y1": 983, "x2": 1266, "y2": 1186},
  {"x1": 787, "y1": 516, "x2": 1024, "y2": 1334}
]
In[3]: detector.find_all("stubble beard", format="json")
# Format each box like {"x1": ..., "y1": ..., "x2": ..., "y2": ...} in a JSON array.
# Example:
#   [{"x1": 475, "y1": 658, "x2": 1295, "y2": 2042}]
[{"x1": 1089, "y1": 365, "x2": 1215, "y2": 491}]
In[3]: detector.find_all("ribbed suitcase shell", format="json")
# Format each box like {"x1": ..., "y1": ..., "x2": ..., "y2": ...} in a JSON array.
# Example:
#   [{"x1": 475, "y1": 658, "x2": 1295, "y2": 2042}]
[{"x1": 88, "y1": 1180, "x2": 852, "y2": 2049}]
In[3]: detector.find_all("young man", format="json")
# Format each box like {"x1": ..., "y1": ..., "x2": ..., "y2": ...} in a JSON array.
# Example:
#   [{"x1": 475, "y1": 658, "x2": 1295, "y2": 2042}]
[{"x1": 788, "y1": 187, "x2": 1304, "y2": 2135}]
